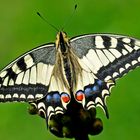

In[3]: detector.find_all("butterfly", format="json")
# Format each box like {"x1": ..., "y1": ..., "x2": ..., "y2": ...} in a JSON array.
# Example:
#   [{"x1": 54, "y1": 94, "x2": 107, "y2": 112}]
[{"x1": 0, "y1": 31, "x2": 140, "y2": 139}]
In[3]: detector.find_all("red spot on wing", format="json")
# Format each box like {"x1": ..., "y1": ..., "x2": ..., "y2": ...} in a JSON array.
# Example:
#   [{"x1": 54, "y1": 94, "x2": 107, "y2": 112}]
[
  {"x1": 76, "y1": 91, "x2": 84, "y2": 101},
  {"x1": 61, "y1": 93, "x2": 70, "y2": 103}
]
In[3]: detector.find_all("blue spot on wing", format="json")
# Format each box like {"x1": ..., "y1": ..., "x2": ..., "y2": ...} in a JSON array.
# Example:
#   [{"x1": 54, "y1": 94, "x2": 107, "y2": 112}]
[
  {"x1": 46, "y1": 92, "x2": 61, "y2": 104},
  {"x1": 53, "y1": 93, "x2": 61, "y2": 103},
  {"x1": 80, "y1": 79, "x2": 110, "y2": 118},
  {"x1": 92, "y1": 85, "x2": 99, "y2": 92}
]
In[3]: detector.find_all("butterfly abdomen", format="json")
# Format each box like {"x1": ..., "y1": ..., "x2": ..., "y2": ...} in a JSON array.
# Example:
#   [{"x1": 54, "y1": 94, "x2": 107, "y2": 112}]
[{"x1": 63, "y1": 57, "x2": 72, "y2": 87}]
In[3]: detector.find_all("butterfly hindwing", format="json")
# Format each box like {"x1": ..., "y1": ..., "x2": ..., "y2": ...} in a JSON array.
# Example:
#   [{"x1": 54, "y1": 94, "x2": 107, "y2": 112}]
[{"x1": 70, "y1": 34, "x2": 140, "y2": 117}]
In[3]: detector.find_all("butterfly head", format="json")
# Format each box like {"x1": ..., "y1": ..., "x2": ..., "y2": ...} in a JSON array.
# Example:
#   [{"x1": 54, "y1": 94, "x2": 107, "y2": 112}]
[{"x1": 56, "y1": 32, "x2": 69, "y2": 54}]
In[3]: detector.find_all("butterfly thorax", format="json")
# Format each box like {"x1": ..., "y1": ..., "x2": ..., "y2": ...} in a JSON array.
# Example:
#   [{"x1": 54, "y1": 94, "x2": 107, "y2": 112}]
[
  {"x1": 56, "y1": 32, "x2": 69, "y2": 55},
  {"x1": 55, "y1": 32, "x2": 82, "y2": 90}
]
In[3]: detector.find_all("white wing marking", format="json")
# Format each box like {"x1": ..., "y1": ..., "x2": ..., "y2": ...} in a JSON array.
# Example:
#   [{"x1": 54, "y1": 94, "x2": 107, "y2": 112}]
[
  {"x1": 9, "y1": 79, "x2": 14, "y2": 86},
  {"x1": 86, "y1": 49, "x2": 103, "y2": 72},
  {"x1": 41, "y1": 64, "x2": 48, "y2": 85},
  {"x1": 29, "y1": 66, "x2": 36, "y2": 84},
  {"x1": 13, "y1": 93, "x2": 19, "y2": 98},
  {"x1": 109, "y1": 49, "x2": 122, "y2": 58},
  {"x1": 82, "y1": 70, "x2": 91, "y2": 87},
  {"x1": 15, "y1": 72, "x2": 24, "y2": 85},
  {"x1": 24, "y1": 55, "x2": 34, "y2": 68},
  {"x1": 138, "y1": 57, "x2": 140, "y2": 62},
  {"x1": 77, "y1": 58, "x2": 91, "y2": 72},
  {"x1": 3, "y1": 76, "x2": 9, "y2": 86},
  {"x1": 95, "y1": 97, "x2": 103, "y2": 106},
  {"x1": 37, "y1": 63, "x2": 44, "y2": 84},
  {"x1": 119, "y1": 67, "x2": 125, "y2": 73},
  {"x1": 22, "y1": 69, "x2": 30, "y2": 85},
  {"x1": 48, "y1": 75, "x2": 59, "y2": 92},
  {"x1": 122, "y1": 49, "x2": 128, "y2": 55},
  {"x1": 0, "y1": 71, "x2": 7, "y2": 78},
  {"x1": 101, "y1": 89, "x2": 109, "y2": 98},
  {"x1": 86, "y1": 101, "x2": 95, "y2": 108},
  {"x1": 103, "y1": 50, "x2": 115, "y2": 62},
  {"x1": 38, "y1": 102, "x2": 46, "y2": 109},
  {"x1": 20, "y1": 94, "x2": 26, "y2": 99},
  {"x1": 5, "y1": 94, "x2": 11, "y2": 99},
  {"x1": 12, "y1": 63, "x2": 21, "y2": 74},
  {"x1": 124, "y1": 44, "x2": 133, "y2": 52},
  {"x1": 95, "y1": 36, "x2": 105, "y2": 48},
  {"x1": 131, "y1": 60, "x2": 138, "y2": 65},
  {"x1": 96, "y1": 50, "x2": 110, "y2": 66},
  {"x1": 35, "y1": 94, "x2": 43, "y2": 99},
  {"x1": 0, "y1": 94, "x2": 4, "y2": 99},
  {"x1": 134, "y1": 45, "x2": 140, "y2": 51},
  {"x1": 75, "y1": 74, "x2": 83, "y2": 91},
  {"x1": 110, "y1": 37, "x2": 118, "y2": 48},
  {"x1": 45, "y1": 65, "x2": 54, "y2": 86},
  {"x1": 122, "y1": 38, "x2": 131, "y2": 43},
  {"x1": 125, "y1": 63, "x2": 131, "y2": 69},
  {"x1": 27, "y1": 94, "x2": 34, "y2": 99},
  {"x1": 104, "y1": 75, "x2": 112, "y2": 81},
  {"x1": 87, "y1": 72, "x2": 95, "y2": 84},
  {"x1": 112, "y1": 72, "x2": 119, "y2": 78},
  {"x1": 82, "y1": 56, "x2": 97, "y2": 74}
]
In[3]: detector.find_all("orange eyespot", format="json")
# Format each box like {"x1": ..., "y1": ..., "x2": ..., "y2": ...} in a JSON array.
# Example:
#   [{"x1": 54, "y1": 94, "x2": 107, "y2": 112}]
[
  {"x1": 61, "y1": 93, "x2": 70, "y2": 103},
  {"x1": 75, "y1": 91, "x2": 84, "y2": 101}
]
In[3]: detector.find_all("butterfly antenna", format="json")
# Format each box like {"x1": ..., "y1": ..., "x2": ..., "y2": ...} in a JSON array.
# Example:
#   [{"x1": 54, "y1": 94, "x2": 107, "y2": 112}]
[
  {"x1": 37, "y1": 12, "x2": 59, "y2": 32},
  {"x1": 61, "y1": 4, "x2": 77, "y2": 31}
]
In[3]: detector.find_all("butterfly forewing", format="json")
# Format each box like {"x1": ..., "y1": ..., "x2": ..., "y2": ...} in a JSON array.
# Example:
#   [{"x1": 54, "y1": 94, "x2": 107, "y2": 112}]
[
  {"x1": 70, "y1": 34, "x2": 140, "y2": 81},
  {"x1": 0, "y1": 44, "x2": 56, "y2": 102}
]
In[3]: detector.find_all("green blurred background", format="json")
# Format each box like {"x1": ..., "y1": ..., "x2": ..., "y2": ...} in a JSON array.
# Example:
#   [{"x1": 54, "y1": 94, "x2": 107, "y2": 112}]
[{"x1": 0, "y1": 0, "x2": 140, "y2": 140}]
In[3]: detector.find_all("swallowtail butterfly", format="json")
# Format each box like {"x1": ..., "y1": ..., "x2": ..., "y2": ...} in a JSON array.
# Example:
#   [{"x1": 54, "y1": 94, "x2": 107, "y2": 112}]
[{"x1": 0, "y1": 31, "x2": 140, "y2": 139}]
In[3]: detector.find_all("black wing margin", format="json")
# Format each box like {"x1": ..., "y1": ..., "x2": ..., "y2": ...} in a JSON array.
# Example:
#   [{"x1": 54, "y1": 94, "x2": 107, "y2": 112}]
[{"x1": 0, "y1": 43, "x2": 56, "y2": 102}]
